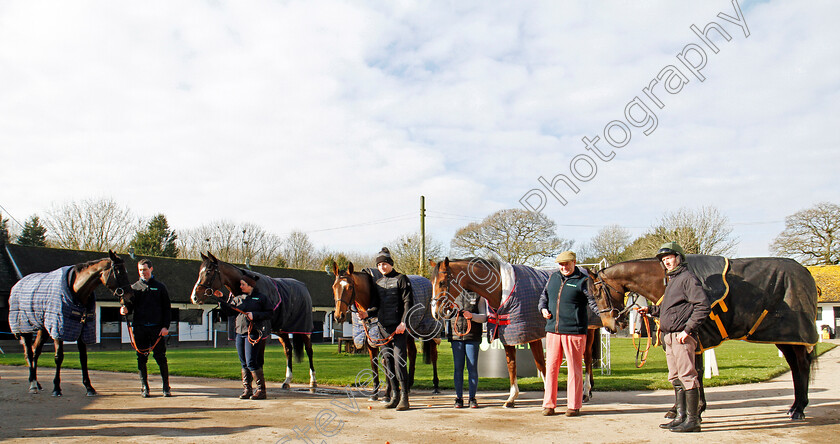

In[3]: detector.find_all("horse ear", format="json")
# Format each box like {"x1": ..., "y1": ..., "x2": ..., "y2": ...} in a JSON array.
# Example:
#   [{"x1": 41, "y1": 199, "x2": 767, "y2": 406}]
[
  {"x1": 429, "y1": 259, "x2": 436, "y2": 267},
  {"x1": 330, "y1": 261, "x2": 338, "y2": 276},
  {"x1": 348, "y1": 262, "x2": 354, "y2": 274},
  {"x1": 200, "y1": 252, "x2": 208, "y2": 261},
  {"x1": 208, "y1": 252, "x2": 218, "y2": 263},
  {"x1": 444, "y1": 257, "x2": 450, "y2": 268},
  {"x1": 109, "y1": 250, "x2": 119, "y2": 261}
]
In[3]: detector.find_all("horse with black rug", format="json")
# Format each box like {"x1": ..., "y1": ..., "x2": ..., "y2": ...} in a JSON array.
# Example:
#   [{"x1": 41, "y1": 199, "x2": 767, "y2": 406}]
[
  {"x1": 590, "y1": 253, "x2": 819, "y2": 421},
  {"x1": 8, "y1": 250, "x2": 134, "y2": 396}
]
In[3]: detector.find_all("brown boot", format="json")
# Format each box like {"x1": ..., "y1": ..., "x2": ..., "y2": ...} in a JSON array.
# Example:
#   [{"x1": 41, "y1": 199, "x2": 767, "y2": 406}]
[
  {"x1": 250, "y1": 369, "x2": 267, "y2": 400},
  {"x1": 240, "y1": 368, "x2": 253, "y2": 399}
]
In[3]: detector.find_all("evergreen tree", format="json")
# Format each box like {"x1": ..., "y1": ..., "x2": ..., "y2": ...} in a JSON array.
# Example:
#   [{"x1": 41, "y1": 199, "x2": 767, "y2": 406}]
[
  {"x1": 17, "y1": 215, "x2": 47, "y2": 247},
  {"x1": 131, "y1": 214, "x2": 179, "y2": 258},
  {"x1": 0, "y1": 215, "x2": 9, "y2": 244}
]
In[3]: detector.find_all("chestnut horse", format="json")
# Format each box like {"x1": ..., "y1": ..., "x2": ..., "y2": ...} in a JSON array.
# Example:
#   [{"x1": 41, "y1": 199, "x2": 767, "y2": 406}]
[
  {"x1": 429, "y1": 257, "x2": 601, "y2": 408},
  {"x1": 331, "y1": 261, "x2": 440, "y2": 400},
  {"x1": 191, "y1": 252, "x2": 317, "y2": 388},
  {"x1": 590, "y1": 257, "x2": 818, "y2": 421},
  {"x1": 10, "y1": 250, "x2": 134, "y2": 396}
]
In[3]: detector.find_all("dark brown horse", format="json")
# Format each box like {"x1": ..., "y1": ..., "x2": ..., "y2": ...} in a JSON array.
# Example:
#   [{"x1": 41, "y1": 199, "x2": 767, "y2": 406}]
[
  {"x1": 590, "y1": 256, "x2": 819, "y2": 421},
  {"x1": 331, "y1": 261, "x2": 440, "y2": 399},
  {"x1": 190, "y1": 252, "x2": 317, "y2": 388},
  {"x1": 9, "y1": 250, "x2": 134, "y2": 396},
  {"x1": 429, "y1": 257, "x2": 601, "y2": 407}
]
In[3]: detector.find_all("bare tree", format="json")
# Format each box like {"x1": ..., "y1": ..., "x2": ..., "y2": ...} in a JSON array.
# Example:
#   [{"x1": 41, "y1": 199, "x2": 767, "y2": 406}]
[
  {"x1": 44, "y1": 198, "x2": 139, "y2": 252},
  {"x1": 585, "y1": 224, "x2": 631, "y2": 265},
  {"x1": 451, "y1": 208, "x2": 572, "y2": 267},
  {"x1": 179, "y1": 220, "x2": 283, "y2": 266},
  {"x1": 282, "y1": 230, "x2": 320, "y2": 270},
  {"x1": 631, "y1": 206, "x2": 738, "y2": 258},
  {"x1": 388, "y1": 232, "x2": 444, "y2": 278},
  {"x1": 770, "y1": 202, "x2": 840, "y2": 265}
]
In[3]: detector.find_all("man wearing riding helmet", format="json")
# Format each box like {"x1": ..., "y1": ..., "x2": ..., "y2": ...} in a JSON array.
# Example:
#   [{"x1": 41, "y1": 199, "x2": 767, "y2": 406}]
[
  {"x1": 358, "y1": 247, "x2": 413, "y2": 411},
  {"x1": 638, "y1": 242, "x2": 710, "y2": 433}
]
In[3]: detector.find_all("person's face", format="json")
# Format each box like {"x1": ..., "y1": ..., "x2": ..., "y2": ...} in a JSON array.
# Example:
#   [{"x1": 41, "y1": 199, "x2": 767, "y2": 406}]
[
  {"x1": 377, "y1": 262, "x2": 393, "y2": 275},
  {"x1": 558, "y1": 260, "x2": 576, "y2": 276},
  {"x1": 138, "y1": 264, "x2": 152, "y2": 281},
  {"x1": 240, "y1": 279, "x2": 253, "y2": 294},
  {"x1": 661, "y1": 254, "x2": 680, "y2": 271}
]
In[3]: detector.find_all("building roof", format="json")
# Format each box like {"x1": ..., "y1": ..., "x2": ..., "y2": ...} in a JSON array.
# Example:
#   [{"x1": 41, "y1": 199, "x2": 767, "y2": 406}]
[
  {"x1": 1, "y1": 244, "x2": 335, "y2": 308},
  {"x1": 808, "y1": 265, "x2": 840, "y2": 303}
]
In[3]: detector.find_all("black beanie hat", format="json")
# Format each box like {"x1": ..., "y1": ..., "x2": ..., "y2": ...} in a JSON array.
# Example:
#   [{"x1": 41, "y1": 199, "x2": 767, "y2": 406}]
[{"x1": 375, "y1": 247, "x2": 394, "y2": 266}]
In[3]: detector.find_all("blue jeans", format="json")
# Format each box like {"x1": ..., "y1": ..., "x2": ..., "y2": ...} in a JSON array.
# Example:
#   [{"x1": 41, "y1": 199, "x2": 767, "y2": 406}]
[
  {"x1": 451, "y1": 341, "x2": 480, "y2": 399},
  {"x1": 236, "y1": 334, "x2": 266, "y2": 371}
]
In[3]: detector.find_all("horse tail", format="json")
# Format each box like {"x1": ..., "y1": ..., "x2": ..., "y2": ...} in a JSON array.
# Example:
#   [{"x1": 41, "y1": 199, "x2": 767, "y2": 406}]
[
  {"x1": 293, "y1": 334, "x2": 305, "y2": 363},
  {"x1": 422, "y1": 339, "x2": 435, "y2": 365},
  {"x1": 808, "y1": 345, "x2": 818, "y2": 377}
]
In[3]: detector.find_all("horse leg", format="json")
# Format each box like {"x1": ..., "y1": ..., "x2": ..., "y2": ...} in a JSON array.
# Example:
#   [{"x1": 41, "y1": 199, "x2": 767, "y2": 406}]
[
  {"x1": 528, "y1": 339, "x2": 547, "y2": 380},
  {"x1": 20, "y1": 333, "x2": 40, "y2": 393},
  {"x1": 52, "y1": 339, "x2": 64, "y2": 396},
  {"x1": 406, "y1": 339, "x2": 417, "y2": 393},
  {"x1": 304, "y1": 335, "x2": 316, "y2": 388},
  {"x1": 367, "y1": 346, "x2": 382, "y2": 401},
  {"x1": 583, "y1": 329, "x2": 594, "y2": 403},
  {"x1": 278, "y1": 335, "x2": 293, "y2": 389},
  {"x1": 503, "y1": 345, "x2": 519, "y2": 408},
  {"x1": 78, "y1": 340, "x2": 96, "y2": 396},
  {"x1": 431, "y1": 341, "x2": 440, "y2": 394},
  {"x1": 778, "y1": 344, "x2": 811, "y2": 420}
]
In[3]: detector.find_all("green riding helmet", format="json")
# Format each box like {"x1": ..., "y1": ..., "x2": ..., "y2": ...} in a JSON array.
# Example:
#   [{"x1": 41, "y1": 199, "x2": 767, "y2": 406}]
[{"x1": 656, "y1": 241, "x2": 686, "y2": 261}]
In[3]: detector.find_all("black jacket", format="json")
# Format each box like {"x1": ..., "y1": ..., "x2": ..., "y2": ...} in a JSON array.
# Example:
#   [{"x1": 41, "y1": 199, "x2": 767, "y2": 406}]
[
  {"x1": 126, "y1": 277, "x2": 171, "y2": 328},
  {"x1": 649, "y1": 265, "x2": 711, "y2": 334},
  {"x1": 372, "y1": 270, "x2": 412, "y2": 330},
  {"x1": 222, "y1": 288, "x2": 273, "y2": 338}
]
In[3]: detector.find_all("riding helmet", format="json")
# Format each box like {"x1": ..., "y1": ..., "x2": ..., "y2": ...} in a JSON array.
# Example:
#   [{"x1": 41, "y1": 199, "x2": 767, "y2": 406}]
[{"x1": 656, "y1": 241, "x2": 686, "y2": 261}]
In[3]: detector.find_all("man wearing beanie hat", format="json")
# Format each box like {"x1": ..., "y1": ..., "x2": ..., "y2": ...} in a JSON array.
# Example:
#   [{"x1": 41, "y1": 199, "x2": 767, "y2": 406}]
[{"x1": 359, "y1": 247, "x2": 413, "y2": 411}]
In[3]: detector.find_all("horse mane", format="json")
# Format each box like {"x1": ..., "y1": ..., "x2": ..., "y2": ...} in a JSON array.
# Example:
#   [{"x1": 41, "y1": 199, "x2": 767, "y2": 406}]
[
  {"x1": 433, "y1": 257, "x2": 501, "y2": 277},
  {"x1": 73, "y1": 257, "x2": 111, "y2": 273}
]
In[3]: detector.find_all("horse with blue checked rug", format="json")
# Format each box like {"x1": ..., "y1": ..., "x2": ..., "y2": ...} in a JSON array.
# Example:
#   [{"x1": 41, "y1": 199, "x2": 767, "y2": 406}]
[
  {"x1": 191, "y1": 252, "x2": 317, "y2": 389},
  {"x1": 8, "y1": 251, "x2": 134, "y2": 396}
]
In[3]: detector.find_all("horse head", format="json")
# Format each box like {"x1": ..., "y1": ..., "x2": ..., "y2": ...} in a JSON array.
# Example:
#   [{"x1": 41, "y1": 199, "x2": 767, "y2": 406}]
[
  {"x1": 331, "y1": 261, "x2": 356, "y2": 323},
  {"x1": 191, "y1": 252, "x2": 225, "y2": 304},
  {"x1": 588, "y1": 267, "x2": 629, "y2": 333},
  {"x1": 101, "y1": 250, "x2": 135, "y2": 306},
  {"x1": 429, "y1": 257, "x2": 462, "y2": 321}
]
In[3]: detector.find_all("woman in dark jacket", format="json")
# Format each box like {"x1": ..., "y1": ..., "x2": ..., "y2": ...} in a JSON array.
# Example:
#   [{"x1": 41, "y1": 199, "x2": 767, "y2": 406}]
[
  {"x1": 448, "y1": 290, "x2": 488, "y2": 408},
  {"x1": 221, "y1": 275, "x2": 273, "y2": 400}
]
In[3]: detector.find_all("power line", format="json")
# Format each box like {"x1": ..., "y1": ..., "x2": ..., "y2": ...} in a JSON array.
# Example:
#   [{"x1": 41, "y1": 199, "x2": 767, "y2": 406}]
[
  {"x1": 305, "y1": 213, "x2": 416, "y2": 233},
  {"x1": 0, "y1": 203, "x2": 25, "y2": 228}
]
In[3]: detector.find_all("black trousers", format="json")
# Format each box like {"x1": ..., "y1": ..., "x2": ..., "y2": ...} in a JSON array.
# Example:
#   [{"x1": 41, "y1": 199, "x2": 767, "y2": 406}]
[
  {"x1": 134, "y1": 325, "x2": 167, "y2": 368},
  {"x1": 381, "y1": 332, "x2": 408, "y2": 391}
]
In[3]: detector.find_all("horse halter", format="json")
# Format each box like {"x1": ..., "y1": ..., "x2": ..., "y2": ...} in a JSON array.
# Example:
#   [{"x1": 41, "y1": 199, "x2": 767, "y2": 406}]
[
  {"x1": 593, "y1": 274, "x2": 634, "y2": 319},
  {"x1": 432, "y1": 267, "x2": 460, "y2": 320},
  {"x1": 106, "y1": 262, "x2": 133, "y2": 303},
  {"x1": 335, "y1": 273, "x2": 358, "y2": 315},
  {"x1": 195, "y1": 263, "x2": 223, "y2": 301}
]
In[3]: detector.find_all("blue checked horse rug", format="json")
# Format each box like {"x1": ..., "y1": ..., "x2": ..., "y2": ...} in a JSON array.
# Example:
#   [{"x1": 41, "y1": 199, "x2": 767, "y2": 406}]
[
  {"x1": 488, "y1": 264, "x2": 550, "y2": 346},
  {"x1": 250, "y1": 271, "x2": 313, "y2": 335},
  {"x1": 9, "y1": 266, "x2": 97, "y2": 344}
]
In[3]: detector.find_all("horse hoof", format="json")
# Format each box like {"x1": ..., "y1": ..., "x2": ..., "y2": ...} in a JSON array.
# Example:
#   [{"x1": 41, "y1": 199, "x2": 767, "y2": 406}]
[
  {"x1": 282, "y1": 383, "x2": 291, "y2": 390},
  {"x1": 791, "y1": 411, "x2": 806, "y2": 421},
  {"x1": 503, "y1": 401, "x2": 515, "y2": 408},
  {"x1": 309, "y1": 383, "x2": 317, "y2": 388},
  {"x1": 37, "y1": 382, "x2": 43, "y2": 390},
  {"x1": 368, "y1": 394, "x2": 379, "y2": 401},
  {"x1": 86, "y1": 390, "x2": 97, "y2": 397},
  {"x1": 583, "y1": 395, "x2": 591, "y2": 403},
  {"x1": 52, "y1": 391, "x2": 62, "y2": 397},
  {"x1": 28, "y1": 388, "x2": 39, "y2": 394},
  {"x1": 433, "y1": 388, "x2": 440, "y2": 394},
  {"x1": 664, "y1": 410, "x2": 677, "y2": 419}
]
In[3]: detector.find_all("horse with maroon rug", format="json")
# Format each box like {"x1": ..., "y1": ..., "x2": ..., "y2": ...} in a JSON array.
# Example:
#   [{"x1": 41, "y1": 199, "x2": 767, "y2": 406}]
[
  {"x1": 430, "y1": 257, "x2": 602, "y2": 407},
  {"x1": 8, "y1": 250, "x2": 134, "y2": 396},
  {"x1": 331, "y1": 261, "x2": 440, "y2": 400},
  {"x1": 589, "y1": 254, "x2": 819, "y2": 421},
  {"x1": 191, "y1": 252, "x2": 317, "y2": 389}
]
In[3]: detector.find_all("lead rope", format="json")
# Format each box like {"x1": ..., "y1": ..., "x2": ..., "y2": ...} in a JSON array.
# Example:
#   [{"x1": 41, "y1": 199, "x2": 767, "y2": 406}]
[
  {"x1": 356, "y1": 302, "x2": 398, "y2": 347},
  {"x1": 214, "y1": 292, "x2": 268, "y2": 345},
  {"x1": 633, "y1": 309, "x2": 653, "y2": 368},
  {"x1": 126, "y1": 320, "x2": 163, "y2": 356}
]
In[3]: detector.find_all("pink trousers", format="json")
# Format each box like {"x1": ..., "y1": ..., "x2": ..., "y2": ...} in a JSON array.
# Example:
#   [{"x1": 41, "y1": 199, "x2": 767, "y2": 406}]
[{"x1": 542, "y1": 332, "x2": 586, "y2": 410}]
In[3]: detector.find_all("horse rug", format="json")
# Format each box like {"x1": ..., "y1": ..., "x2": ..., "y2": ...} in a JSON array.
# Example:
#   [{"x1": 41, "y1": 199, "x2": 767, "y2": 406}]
[
  {"x1": 487, "y1": 263, "x2": 549, "y2": 346},
  {"x1": 684, "y1": 254, "x2": 818, "y2": 351},
  {"x1": 9, "y1": 266, "x2": 97, "y2": 344},
  {"x1": 250, "y1": 271, "x2": 313, "y2": 335}
]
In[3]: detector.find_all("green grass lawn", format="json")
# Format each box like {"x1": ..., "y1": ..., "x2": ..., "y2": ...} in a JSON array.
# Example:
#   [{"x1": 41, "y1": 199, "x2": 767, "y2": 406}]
[{"x1": 1, "y1": 339, "x2": 833, "y2": 392}]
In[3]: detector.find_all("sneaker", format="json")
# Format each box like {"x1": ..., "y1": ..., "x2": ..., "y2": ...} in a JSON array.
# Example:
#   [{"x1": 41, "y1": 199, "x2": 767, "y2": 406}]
[
  {"x1": 469, "y1": 398, "x2": 478, "y2": 409},
  {"x1": 454, "y1": 398, "x2": 464, "y2": 408},
  {"x1": 542, "y1": 408, "x2": 556, "y2": 416},
  {"x1": 565, "y1": 408, "x2": 580, "y2": 417}
]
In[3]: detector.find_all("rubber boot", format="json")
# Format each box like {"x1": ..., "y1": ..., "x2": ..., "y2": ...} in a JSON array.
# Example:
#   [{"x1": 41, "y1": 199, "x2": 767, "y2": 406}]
[
  {"x1": 240, "y1": 368, "x2": 253, "y2": 399},
  {"x1": 395, "y1": 381, "x2": 410, "y2": 411},
  {"x1": 139, "y1": 362, "x2": 150, "y2": 398},
  {"x1": 160, "y1": 361, "x2": 171, "y2": 397},
  {"x1": 384, "y1": 385, "x2": 400, "y2": 409},
  {"x1": 251, "y1": 369, "x2": 267, "y2": 400},
  {"x1": 670, "y1": 388, "x2": 701, "y2": 433},
  {"x1": 660, "y1": 382, "x2": 685, "y2": 429}
]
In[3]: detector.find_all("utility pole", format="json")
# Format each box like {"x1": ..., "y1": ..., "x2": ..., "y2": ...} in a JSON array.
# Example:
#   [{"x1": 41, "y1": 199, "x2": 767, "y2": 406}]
[{"x1": 420, "y1": 195, "x2": 426, "y2": 274}]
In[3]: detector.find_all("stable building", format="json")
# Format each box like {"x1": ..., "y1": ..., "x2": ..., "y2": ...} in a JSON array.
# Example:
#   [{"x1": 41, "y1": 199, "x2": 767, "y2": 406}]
[
  {"x1": 808, "y1": 265, "x2": 840, "y2": 338},
  {"x1": 0, "y1": 242, "x2": 336, "y2": 347}
]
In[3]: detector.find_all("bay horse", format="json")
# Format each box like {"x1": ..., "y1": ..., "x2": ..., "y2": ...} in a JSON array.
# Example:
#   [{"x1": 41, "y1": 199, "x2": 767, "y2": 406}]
[
  {"x1": 9, "y1": 250, "x2": 134, "y2": 396},
  {"x1": 191, "y1": 252, "x2": 317, "y2": 389},
  {"x1": 429, "y1": 257, "x2": 601, "y2": 407},
  {"x1": 590, "y1": 256, "x2": 819, "y2": 421},
  {"x1": 330, "y1": 261, "x2": 440, "y2": 400}
]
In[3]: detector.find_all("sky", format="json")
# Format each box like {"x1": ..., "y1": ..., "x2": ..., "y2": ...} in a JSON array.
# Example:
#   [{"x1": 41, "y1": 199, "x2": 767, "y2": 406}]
[{"x1": 1, "y1": 0, "x2": 838, "y2": 260}]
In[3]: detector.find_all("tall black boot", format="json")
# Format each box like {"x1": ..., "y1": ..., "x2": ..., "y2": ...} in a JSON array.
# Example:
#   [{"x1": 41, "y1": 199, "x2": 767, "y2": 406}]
[
  {"x1": 159, "y1": 361, "x2": 171, "y2": 397},
  {"x1": 251, "y1": 369, "x2": 267, "y2": 400},
  {"x1": 395, "y1": 381, "x2": 410, "y2": 411},
  {"x1": 139, "y1": 361, "x2": 150, "y2": 398},
  {"x1": 660, "y1": 381, "x2": 685, "y2": 429},
  {"x1": 384, "y1": 384, "x2": 400, "y2": 409},
  {"x1": 671, "y1": 388, "x2": 701, "y2": 433},
  {"x1": 240, "y1": 368, "x2": 253, "y2": 399}
]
